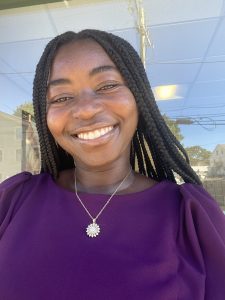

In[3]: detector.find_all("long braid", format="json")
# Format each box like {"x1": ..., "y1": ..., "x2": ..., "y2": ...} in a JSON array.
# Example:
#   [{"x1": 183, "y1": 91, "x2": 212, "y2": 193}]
[
  {"x1": 130, "y1": 140, "x2": 135, "y2": 170},
  {"x1": 132, "y1": 132, "x2": 146, "y2": 176},
  {"x1": 78, "y1": 30, "x2": 200, "y2": 184},
  {"x1": 33, "y1": 32, "x2": 77, "y2": 177},
  {"x1": 95, "y1": 32, "x2": 194, "y2": 180},
  {"x1": 137, "y1": 130, "x2": 158, "y2": 179},
  {"x1": 33, "y1": 47, "x2": 58, "y2": 176},
  {"x1": 33, "y1": 29, "x2": 201, "y2": 185}
]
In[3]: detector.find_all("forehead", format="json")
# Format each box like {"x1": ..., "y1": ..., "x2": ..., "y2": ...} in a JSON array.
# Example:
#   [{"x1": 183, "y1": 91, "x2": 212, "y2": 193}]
[{"x1": 51, "y1": 39, "x2": 116, "y2": 73}]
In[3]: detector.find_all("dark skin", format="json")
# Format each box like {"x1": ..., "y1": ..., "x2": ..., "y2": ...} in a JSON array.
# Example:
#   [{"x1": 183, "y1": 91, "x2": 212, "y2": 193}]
[
  {"x1": 56, "y1": 168, "x2": 156, "y2": 195},
  {"x1": 46, "y1": 39, "x2": 156, "y2": 194}
]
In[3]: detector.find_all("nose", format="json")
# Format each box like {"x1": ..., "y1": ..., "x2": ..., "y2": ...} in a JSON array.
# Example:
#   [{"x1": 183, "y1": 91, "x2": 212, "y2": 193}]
[{"x1": 71, "y1": 91, "x2": 103, "y2": 120}]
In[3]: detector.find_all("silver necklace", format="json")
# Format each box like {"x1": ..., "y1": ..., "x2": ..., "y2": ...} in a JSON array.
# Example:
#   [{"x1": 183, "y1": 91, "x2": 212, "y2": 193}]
[{"x1": 74, "y1": 168, "x2": 132, "y2": 238}]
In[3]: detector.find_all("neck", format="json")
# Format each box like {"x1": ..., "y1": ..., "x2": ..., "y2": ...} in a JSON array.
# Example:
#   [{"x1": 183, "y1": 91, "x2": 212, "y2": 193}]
[{"x1": 74, "y1": 162, "x2": 133, "y2": 194}]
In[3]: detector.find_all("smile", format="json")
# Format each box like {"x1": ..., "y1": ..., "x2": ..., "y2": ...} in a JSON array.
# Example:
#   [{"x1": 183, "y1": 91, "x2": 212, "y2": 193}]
[{"x1": 76, "y1": 125, "x2": 114, "y2": 140}]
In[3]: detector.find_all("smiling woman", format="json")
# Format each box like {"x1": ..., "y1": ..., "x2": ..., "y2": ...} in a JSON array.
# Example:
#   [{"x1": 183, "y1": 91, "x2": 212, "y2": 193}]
[
  {"x1": 0, "y1": 29, "x2": 225, "y2": 300},
  {"x1": 46, "y1": 38, "x2": 138, "y2": 170}
]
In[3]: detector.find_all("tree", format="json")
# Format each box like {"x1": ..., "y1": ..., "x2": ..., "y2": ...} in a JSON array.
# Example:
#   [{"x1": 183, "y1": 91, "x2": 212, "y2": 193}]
[
  {"x1": 13, "y1": 101, "x2": 34, "y2": 117},
  {"x1": 162, "y1": 114, "x2": 183, "y2": 142},
  {"x1": 185, "y1": 146, "x2": 211, "y2": 166}
]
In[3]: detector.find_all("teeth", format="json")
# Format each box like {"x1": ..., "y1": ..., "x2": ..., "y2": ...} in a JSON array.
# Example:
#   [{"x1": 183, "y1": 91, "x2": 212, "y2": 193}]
[{"x1": 77, "y1": 126, "x2": 113, "y2": 140}]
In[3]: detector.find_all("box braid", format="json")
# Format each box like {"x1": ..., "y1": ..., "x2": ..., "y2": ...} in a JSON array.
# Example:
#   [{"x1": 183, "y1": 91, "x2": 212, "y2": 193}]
[{"x1": 33, "y1": 29, "x2": 201, "y2": 185}]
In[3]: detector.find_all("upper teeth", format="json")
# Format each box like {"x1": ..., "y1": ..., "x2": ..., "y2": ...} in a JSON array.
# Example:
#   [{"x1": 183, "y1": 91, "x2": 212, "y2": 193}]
[{"x1": 77, "y1": 126, "x2": 113, "y2": 140}]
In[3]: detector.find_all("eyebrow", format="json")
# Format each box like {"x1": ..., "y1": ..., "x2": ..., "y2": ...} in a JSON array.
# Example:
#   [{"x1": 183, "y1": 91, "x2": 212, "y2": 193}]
[
  {"x1": 47, "y1": 78, "x2": 71, "y2": 88},
  {"x1": 89, "y1": 65, "x2": 117, "y2": 77},
  {"x1": 47, "y1": 65, "x2": 118, "y2": 88}
]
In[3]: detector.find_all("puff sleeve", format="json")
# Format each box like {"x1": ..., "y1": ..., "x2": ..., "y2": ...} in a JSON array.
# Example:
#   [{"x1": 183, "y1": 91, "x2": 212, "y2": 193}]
[
  {"x1": 178, "y1": 183, "x2": 225, "y2": 299},
  {"x1": 0, "y1": 172, "x2": 32, "y2": 240}
]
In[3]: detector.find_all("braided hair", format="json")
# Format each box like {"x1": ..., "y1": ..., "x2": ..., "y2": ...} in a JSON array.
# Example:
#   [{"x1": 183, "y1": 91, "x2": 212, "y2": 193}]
[{"x1": 33, "y1": 29, "x2": 201, "y2": 185}]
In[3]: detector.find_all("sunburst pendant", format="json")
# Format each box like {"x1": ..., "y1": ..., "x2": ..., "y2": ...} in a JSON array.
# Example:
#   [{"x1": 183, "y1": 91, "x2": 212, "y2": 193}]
[{"x1": 86, "y1": 220, "x2": 100, "y2": 238}]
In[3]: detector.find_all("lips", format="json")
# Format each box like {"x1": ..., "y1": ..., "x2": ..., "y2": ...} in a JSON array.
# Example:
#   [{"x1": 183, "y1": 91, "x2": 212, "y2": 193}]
[
  {"x1": 76, "y1": 125, "x2": 114, "y2": 140},
  {"x1": 72, "y1": 124, "x2": 117, "y2": 142}
]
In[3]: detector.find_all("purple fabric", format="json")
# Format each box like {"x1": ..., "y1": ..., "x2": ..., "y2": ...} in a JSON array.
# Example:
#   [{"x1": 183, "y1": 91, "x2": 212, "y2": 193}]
[{"x1": 0, "y1": 172, "x2": 225, "y2": 300}]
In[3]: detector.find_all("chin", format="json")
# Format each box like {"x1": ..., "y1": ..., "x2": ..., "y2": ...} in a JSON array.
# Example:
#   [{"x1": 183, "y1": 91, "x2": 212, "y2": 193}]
[{"x1": 75, "y1": 153, "x2": 124, "y2": 170}]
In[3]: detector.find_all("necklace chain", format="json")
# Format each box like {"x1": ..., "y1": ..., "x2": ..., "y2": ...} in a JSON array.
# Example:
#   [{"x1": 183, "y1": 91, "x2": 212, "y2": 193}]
[{"x1": 74, "y1": 167, "x2": 132, "y2": 237}]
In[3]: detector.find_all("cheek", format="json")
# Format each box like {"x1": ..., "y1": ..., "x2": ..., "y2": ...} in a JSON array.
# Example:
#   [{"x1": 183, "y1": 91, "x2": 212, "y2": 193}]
[
  {"x1": 46, "y1": 109, "x2": 64, "y2": 137},
  {"x1": 125, "y1": 98, "x2": 138, "y2": 125},
  {"x1": 131, "y1": 102, "x2": 138, "y2": 119},
  {"x1": 115, "y1": 91, "x2": 138, "y2": 117}
]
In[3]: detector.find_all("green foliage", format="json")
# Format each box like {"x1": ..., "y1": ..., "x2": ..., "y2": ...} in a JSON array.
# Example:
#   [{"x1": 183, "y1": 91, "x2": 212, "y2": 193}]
[
  {"x1": 163, "y1": 114, "x2": 184, "y2": 142},
  {"x1": 163, "y1": 115, "x2": 211, "y2": 166},
  {"x1": 185, "y1": 146, "x2": 211, "y2": 166},
  {"x1": 13, "y1": 101, "x2": 34, "y2": 117}
]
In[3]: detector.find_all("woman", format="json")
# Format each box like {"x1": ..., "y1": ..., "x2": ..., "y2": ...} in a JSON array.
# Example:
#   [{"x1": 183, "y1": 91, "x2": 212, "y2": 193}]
[{"x1": 0, "y1": 29, "x2": 225, "y2": 299}]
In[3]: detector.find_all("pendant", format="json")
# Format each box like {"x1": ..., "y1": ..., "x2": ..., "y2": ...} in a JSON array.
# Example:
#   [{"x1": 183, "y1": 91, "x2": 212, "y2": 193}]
[{"x1": 86, "y1": 219, "x2": 100, "y2": 238}]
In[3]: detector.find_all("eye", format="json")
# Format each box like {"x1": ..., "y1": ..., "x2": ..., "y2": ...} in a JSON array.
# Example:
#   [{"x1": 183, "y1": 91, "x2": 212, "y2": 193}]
[
  {"x1": 49, "y1": 96, "x2": 74, "y2": 104},
  {"x1": 96, "y1": 83, "x2": 119, "y2": 92}
]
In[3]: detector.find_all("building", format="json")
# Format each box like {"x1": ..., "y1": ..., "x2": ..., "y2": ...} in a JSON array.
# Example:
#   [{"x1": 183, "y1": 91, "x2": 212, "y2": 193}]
[
  {"x1": 208, "y1": 144, "x2": 225, "y2": 177},
  {"x1": 0, "y1": 111, "x2": 40, "y2": 182},
  {"x1": 192, "y1": 165, "x2": 209, "y2": 181},
  {"x1": 202, "y1": 144, "x2": 225, "y2": 211}
]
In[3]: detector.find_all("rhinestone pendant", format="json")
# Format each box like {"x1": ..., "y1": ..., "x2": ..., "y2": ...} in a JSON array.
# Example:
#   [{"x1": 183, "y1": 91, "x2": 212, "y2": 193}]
[{"x1": 86, "y1": 220, "x2": 100, "y2": 238}]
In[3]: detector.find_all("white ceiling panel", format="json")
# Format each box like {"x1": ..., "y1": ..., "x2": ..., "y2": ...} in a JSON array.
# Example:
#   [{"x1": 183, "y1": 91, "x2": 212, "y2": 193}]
[
  {"x1": 179, "y1": 96, "x2": 225, "y2": 116},
  {"x1": 111, "y1": 28, "x2": 139, "y2": 52},
  {"x1": 157, "y1": 95, "x2": 225, "y2": 124},
  {"x1": 0, "y1": 57, "x2": 13, "y2": 73},
  {"x1": 144, "y1": 0, "x2": 224, "y2": 25},
  {"x1": 2, "y1": 74, "x2": 31, "y2": 95},
  {"x1": 22, "y1": 73, "x2": 35, "y2": 85},
  {"x1": 147, "y1": 62, "x2": 200, "y2": 86},
  {"x1": 205, "y1": 54, "x2": 225, "y2": 62},
  {"x1": 147, "y1": 18, "x2": 219, "y2": 62},
  {"x1": 0, "y1": 39, "x2": 50, "y2": 73},
  {"x1": 189, "y1": 80, "x2": 225, "y2": 98},
  {"x1": 196, "y1": 61, "x2": 225, "y2": 81},
  {"x1": 156, "y1": 98, "x2": 186, "y2": 113},
  {"x1": 0, "y1": 74, "x2": 31, "y2": 114},
  {"x1": 0, "y1": 5, "x2": 56, "y2": 43},
  {"x1": 207, "y1": 17, "x2": 225, "y2": 57},
  {"x1": 48, "y1": 0, "x2": 133, "y2": 33}
]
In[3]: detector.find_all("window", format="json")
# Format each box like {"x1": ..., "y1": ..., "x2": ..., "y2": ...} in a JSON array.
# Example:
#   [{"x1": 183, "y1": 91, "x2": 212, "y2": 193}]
[
  {"x1": 16, "y1": 149, "x2": 21, "y2": 162},
  {"x1": 16, "y1": 127, "x2": 22, "y2": 140}
]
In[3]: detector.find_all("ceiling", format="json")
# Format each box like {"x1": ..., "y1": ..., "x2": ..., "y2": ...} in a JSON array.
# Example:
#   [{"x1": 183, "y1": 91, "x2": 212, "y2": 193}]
[{"x1": 0, "y1": 0, "x2": 225, "y2": 150}]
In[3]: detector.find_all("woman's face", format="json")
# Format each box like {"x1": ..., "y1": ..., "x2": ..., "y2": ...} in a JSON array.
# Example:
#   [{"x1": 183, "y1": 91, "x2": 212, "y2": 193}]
[{"x1": 46, "y1": 39, "x2": 138, "y2": 169}]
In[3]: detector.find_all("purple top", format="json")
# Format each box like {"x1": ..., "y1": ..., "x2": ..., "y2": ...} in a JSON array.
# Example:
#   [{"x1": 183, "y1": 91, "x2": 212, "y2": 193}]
[{"x1": 0, "y1": 172, "x2": 225, "y2": 300}]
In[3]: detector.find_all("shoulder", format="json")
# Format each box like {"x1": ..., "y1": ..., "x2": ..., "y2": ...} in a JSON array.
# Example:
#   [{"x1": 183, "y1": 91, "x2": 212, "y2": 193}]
[
  {"x1": 152, "y1": 180, "x2": 225, "y2": 227},
  {"x1": 0, "y1": 171, "x2": 49, "y2": 195},
  {"x1": 0, "y1": 171, "x2": 32, "y2": 189},
  {"x1": 0, "y1": 172, "x2": 34, "y2": 205},
  {"x1": 166, "y1": 180, "x2": 225, "y2": 221},
  {"x1": 157, "y1": 180, "x2": 223, "y2": 210},
  {"x1": 0, "y1": 172, "x2": 52, "y2": 239},
  {"x1": 178, "y1": 182, "x2": 224, "y2": 216},
  {"x1": 175, "y1": 181, "x2": 225, "y2": 256},
  {"x1": 176, "y1": 182, "x2": 225, "y2": 295},
  {"x1": 0, "y1": 172, "x2": 31, "y2": 238},
  {"x1": 0, "y1": 172, "x2": 55, "y2": 202}
]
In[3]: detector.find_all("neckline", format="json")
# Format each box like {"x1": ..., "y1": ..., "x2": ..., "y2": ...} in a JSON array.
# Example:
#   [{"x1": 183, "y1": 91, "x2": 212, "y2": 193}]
[{"x1": 46, "y1": 172, "x2": 170, "y2": 200}]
